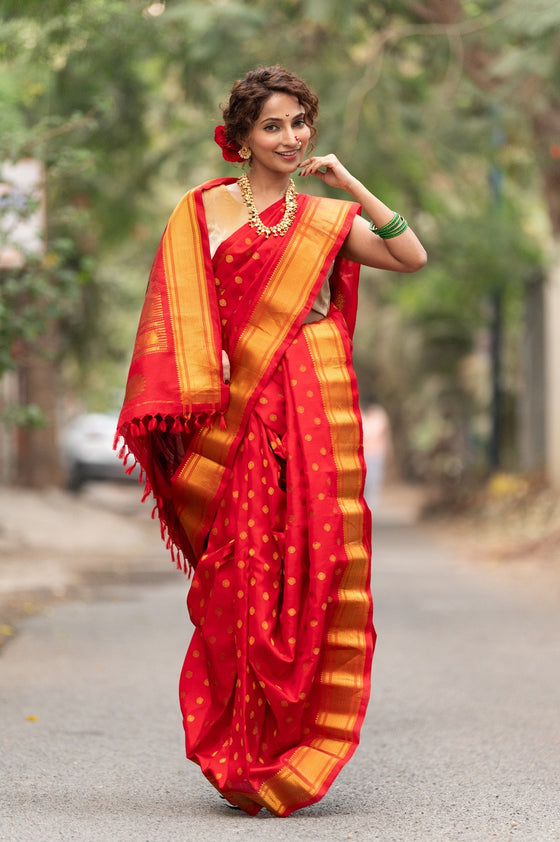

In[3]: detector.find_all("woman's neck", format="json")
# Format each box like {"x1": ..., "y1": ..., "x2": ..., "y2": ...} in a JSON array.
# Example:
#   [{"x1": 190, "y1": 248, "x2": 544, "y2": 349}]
[{"x1": 244, "y1": 167, "x2": 292, "y2": 212}]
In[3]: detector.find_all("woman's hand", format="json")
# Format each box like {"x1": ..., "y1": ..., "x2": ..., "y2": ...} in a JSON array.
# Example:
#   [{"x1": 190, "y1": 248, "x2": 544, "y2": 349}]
[
  {"x1": 222, "y1": 349, "x2": 231, "y2": 385},
  {"x1": 298, "y1": 154, "x2": 353, "y2": 191}
]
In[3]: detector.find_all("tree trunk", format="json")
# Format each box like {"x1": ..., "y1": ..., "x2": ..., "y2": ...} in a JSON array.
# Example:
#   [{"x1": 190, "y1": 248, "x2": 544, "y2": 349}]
[
  {"x1": 0, "y1": 371, "x2": 18, "y2": 483},
  {"x1": 16, "y1": 331, "x2": 62, "y2": 488},
  {"x1": 544, "y1": 244, "x2": 560, "y2": 486},
  {"x1": 519, "y1": 274, "x2": 546, "y2": 472}
]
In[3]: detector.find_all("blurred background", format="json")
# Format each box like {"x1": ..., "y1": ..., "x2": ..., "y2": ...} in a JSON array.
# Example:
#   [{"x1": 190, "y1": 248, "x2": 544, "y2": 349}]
[{"x1": 1, "y1": 0, "x2": 559, "y2": 512}]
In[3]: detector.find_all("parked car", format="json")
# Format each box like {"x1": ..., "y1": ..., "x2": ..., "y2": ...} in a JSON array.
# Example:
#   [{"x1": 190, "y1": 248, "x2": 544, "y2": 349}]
[{"x1": 61, "y1": 413, "x2": 134, "y2": 491}]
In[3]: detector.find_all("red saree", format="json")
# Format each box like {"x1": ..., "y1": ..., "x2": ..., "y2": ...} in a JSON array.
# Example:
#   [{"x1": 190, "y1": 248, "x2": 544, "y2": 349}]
[{"x1": 117, "y1": 178, "x2": 376, "y2": 817}]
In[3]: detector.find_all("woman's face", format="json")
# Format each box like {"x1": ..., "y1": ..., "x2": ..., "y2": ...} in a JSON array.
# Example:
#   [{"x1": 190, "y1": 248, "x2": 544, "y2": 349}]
[{"x1": 244, "y1": 92, "x2": 312, "y2": 175}]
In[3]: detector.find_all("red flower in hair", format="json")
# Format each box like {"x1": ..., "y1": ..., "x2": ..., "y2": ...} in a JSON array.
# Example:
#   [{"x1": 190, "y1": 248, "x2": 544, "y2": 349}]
[{"x1": 214, "y1": 125, "x2": 243, "y2": 162}]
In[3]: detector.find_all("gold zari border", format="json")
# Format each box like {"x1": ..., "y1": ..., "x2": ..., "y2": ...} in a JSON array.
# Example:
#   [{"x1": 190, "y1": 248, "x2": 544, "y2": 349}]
[
  {"x1": 256, "y1": 319, "x2": 371, "y2": 815},
  {"x1": 162, "y1": 190, "x2": 222, "y2": 409}
]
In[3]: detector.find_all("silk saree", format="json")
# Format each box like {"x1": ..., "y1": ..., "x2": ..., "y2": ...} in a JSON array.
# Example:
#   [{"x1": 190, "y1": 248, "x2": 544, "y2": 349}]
[{"x1": 117, "y1": 178, "x2": 376, "y2": 817}]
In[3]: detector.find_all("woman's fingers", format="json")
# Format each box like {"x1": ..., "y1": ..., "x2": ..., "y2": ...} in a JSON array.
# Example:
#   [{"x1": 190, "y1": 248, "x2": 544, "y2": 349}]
[
  {"x1": 298, "y1": 154, "x2": 336, "y2": 176},
  {"x1": 298, "y1": 154, "x2": 351, "y2": 190}
]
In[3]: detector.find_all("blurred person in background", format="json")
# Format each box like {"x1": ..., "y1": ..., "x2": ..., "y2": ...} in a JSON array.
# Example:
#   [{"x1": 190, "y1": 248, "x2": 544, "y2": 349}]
[
  {"x1": 362, "y1": 401, "x2": 393, "y2": 511},
  {"x1": 117, "y1": 65, "x2": 426, "y2": 816}
]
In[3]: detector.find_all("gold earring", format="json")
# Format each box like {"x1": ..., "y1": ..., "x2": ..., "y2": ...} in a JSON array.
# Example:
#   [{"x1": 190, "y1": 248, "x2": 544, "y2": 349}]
[{"x1": 239, "y1": 146, "x2": 251, "y2": 160}]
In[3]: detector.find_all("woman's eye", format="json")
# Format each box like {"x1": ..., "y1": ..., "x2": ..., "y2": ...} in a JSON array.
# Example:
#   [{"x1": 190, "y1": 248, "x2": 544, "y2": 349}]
[
  {"x1": 264, "y1": 125, "x2": 278, "y2": 132},
  {"x1": 294, "y1": 120, "x2": 306, "y2": 128}
]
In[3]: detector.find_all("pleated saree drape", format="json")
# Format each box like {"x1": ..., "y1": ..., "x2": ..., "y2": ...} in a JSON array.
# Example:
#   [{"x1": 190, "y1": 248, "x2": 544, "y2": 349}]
[{"x1": 117, "y1": 178, "x2": 376, "y2": 816}]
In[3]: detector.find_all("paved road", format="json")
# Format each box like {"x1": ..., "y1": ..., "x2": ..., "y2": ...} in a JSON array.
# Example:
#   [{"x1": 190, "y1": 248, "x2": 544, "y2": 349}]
[{"x1": 1, "y1": 520, "x2": 559, "y2": 842}]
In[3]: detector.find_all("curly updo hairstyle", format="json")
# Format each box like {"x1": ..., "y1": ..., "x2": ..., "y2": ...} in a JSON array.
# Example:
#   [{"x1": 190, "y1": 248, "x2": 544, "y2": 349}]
[{"x1": 222, "y1": 65, "x2": 319, "y2": 150}]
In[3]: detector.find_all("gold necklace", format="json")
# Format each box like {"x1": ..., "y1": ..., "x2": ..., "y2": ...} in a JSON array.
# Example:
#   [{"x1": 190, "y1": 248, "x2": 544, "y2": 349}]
[{"x1": 238, "y1": 173, "x2": 297, "y2": 238}]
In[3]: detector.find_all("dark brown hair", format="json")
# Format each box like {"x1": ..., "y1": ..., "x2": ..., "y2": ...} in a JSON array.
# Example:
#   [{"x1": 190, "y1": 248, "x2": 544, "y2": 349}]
[{"x1": 222, "y1": 65, "x2": 319, "y2": 148}]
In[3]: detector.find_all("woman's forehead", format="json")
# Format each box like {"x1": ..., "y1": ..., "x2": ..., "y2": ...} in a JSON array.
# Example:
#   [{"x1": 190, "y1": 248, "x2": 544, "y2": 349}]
[{"x1": 257, "y1": 92, "x2": 303, "y2": 121}]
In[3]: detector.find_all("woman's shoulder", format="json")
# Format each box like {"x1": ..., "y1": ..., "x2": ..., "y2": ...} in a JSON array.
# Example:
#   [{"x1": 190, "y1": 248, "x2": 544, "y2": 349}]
[
  {"x1": 299, "y1": 192, "x2": 360, "y2": 219},
  {"x1": 202, "y1": 180, "x2": 242, "y2": 208},
  {"x1": 195, "y1": 176, "x2": 239, "y2": 195},
  {"x1": 300, "y1": 191, "x2": 357, "y2": 208},
  {"x1": 202, "y1": 181, "x2": 246, "y2": 227},
  {"x1": 172, "y1": 177, "x2": 238, "y2": 203},
  {"x1": 166, "y1": 177, "x2": 239, "y2": 220},
  {"x1": 201, "y1": 180, "x2": 249, "y2": 256}
]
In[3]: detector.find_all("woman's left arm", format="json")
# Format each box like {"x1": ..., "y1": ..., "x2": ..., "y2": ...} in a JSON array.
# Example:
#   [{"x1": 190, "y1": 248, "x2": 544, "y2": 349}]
[{"x1": 298, "y1": 154, "x2": 427, "y2": 273}]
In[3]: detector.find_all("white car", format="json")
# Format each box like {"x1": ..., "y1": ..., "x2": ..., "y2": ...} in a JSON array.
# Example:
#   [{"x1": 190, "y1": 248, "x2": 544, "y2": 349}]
[{"x1": 61, "y1": 413, "x2": 134, "y2": 491}]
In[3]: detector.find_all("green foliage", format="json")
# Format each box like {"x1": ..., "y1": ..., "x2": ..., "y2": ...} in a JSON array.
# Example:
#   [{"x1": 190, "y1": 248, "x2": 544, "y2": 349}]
[
  {"x1": 0, "y1": 401, "x2": 44, "y2": 429},
  {"x1": 0, "y1": 241, "x2": 92, "y2": 372}
]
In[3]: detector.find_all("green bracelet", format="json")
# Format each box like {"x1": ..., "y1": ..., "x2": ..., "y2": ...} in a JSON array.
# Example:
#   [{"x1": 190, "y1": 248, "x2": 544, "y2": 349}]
[{"x1": 369, "y1": 212, "x2": 408, "y2": 239}]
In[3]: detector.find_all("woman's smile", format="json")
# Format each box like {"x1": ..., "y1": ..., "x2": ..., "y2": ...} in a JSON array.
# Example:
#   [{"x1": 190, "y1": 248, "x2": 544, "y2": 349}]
[{"x1": 276, "y1": 149, "x2": 299, "y2": 160}]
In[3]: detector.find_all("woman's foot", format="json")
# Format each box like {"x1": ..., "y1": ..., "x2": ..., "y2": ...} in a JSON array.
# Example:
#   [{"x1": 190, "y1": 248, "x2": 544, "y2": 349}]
[{"x1": 219, "y1": 795, "x2": 241, "y2": 811}]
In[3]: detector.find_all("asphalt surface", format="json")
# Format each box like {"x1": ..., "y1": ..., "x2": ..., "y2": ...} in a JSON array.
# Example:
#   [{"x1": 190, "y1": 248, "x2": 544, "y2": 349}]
[{"x1": 1, "y1": 508, "x2": 559, "y2": 841}]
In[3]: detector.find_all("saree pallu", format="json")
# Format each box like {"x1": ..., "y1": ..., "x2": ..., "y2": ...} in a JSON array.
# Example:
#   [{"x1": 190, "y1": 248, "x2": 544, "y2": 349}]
[{"x1": 117, "y1": 178, "x2": 375, "y2": 816}]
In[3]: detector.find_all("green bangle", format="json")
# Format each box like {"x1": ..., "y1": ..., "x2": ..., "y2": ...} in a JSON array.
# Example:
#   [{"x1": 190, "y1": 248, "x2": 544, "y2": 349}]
[
  {"x1": 370, "y1": 211, "x2": 399, "y2": 235},
  {"x1": 381, "y1": 217, "x2": 408, "y2": 238},
  {"x1": 369, "y1": 212, "x2": 408, "y2": 239}
]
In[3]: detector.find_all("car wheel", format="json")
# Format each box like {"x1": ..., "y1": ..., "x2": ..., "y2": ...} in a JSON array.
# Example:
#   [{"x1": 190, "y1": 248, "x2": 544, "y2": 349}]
[{"x1": 67, "y1": 464, "x2": 86, "y2": 492}]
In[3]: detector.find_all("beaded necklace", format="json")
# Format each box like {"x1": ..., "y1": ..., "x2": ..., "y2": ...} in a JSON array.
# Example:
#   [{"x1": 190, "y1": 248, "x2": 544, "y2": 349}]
[{"x1": 238, "y1": 173, "x2": 297, "y2": 239}]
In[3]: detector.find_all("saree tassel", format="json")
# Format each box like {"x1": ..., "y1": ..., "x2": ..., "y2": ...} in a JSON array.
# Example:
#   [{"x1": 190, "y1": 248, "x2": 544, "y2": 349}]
[
  {"x1": 159, "y1": 417, "x2": 167, "y2": 432},
  {"x1": 180, "y1": 550, "x2": 190, "y2": 575},
  {"x1": 117, "y1": 443, "x2": 127, "y2": 460},
  {"x1": 148, "y1": 416, "x2": 158, "y2": 432},
  {"x1": 123, "y1": 451, "x2": 130, "y2": 467},
  {"x1": 219, "y1": 412, "x2": 227, "y2": 430},
  {"x1": 131, "y1": 421, "x2": 141, "y2": 437},
  {"x1": 204, "y1": 414, "x2": 213, "y2": 428},
  {"x1": 182, "y1": 553, "x2": 193, "y2": 577},
  {"x1": 125, "y1": 459, "x2": 137, "y2": 476},
  {"x1": 141, "y1": 483, "x2": 152, "y2": 503},
  {"x1": 171, "y1": 416, "x2": 183, "y2": 434},
  {"x1": 151, "y1": 503, "x2": 158, "y2": 520}
]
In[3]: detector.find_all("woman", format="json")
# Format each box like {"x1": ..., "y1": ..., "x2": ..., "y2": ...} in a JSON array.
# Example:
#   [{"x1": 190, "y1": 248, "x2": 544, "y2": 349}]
[{"x1": 117, "y1": 66, "x2": 426, "y2": 817}]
